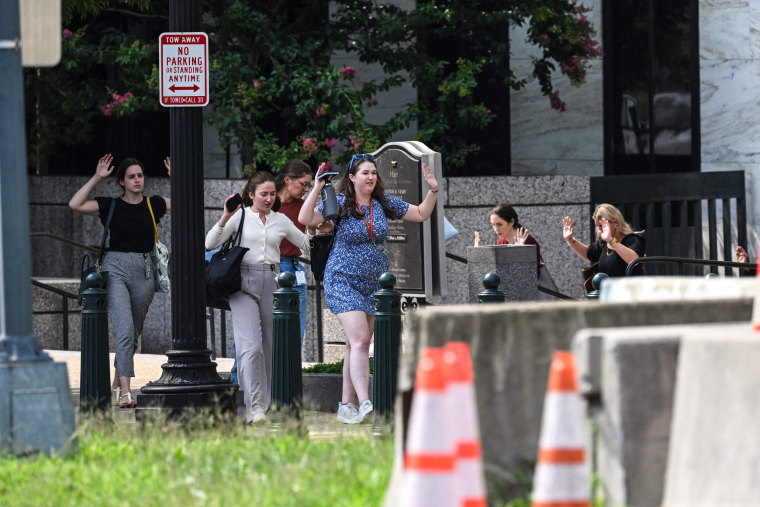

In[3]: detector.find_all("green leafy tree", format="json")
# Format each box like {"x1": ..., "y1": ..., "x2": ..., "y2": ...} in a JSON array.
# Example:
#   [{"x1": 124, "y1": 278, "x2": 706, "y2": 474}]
[
  {"x1": 332, "y1": 0, "x2": 602, "y2": 173},
  {"x1": 24, "y1": 0, "x2": 162, "y2": 174},
  {"x1": 204, "y1": 0, "x2": 414, "y2": 174},
  {"x1": 25, "y1": 1, "x2": 600, "y2": 176}
]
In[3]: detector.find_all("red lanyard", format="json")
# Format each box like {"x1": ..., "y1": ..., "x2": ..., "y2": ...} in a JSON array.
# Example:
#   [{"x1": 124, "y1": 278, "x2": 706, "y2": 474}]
[{"x1": 357, "y1": 200, "x2": 374, "y2": 243}]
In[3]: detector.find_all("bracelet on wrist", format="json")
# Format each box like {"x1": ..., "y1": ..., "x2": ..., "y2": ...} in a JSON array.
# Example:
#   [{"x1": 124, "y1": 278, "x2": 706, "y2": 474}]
[
  {"x1": 429, "y1": 188, "x2": 439, "y2": 193},
  {"x1": 217, "y1": 221, "x2": 225, "y2": 228},
  {"x1": 609, "y1": 238, "x2": 618, "y2": 247},
  {"x1": 566, "y1": 237, "x2": 576, "y2": 246}
]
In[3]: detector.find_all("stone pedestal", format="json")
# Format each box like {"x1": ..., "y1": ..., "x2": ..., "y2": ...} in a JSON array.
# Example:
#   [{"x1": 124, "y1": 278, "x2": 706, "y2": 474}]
[
  {"x1": 0, "y1": 361, "x2": 77, "y2": 455},
  {"x1": 466, "y1": 245, "x2": 537, "y2": 303}
]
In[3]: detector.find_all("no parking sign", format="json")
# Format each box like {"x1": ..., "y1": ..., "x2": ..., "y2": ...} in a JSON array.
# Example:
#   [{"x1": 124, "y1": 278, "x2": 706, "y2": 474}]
[{"x1": 158, "y1": 32, "x2": 209, "y2": 107}]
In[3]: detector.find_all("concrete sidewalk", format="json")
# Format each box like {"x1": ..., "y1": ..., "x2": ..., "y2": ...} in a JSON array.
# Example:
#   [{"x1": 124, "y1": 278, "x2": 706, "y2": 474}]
[
  {"x1": 47, "y1": 350, "x2": 371, "y2": 438},
  {"x1": 47, "y1": 349, "x2": 236, "y2": 390}
]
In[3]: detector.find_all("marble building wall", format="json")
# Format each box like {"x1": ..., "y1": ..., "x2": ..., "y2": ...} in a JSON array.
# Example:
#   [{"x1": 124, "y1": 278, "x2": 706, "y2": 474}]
[
  {"x1": 509, "y1": 0, "x2": 605, "y2": 177},
  {"x1": 700, "y1": 0, "x2": 760, "y2": 260}
]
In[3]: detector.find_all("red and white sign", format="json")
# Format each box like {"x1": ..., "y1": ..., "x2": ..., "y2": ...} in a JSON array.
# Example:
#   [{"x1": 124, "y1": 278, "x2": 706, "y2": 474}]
[{"x1": 159, "y1": 32, "x2": 209, "y2": 107}]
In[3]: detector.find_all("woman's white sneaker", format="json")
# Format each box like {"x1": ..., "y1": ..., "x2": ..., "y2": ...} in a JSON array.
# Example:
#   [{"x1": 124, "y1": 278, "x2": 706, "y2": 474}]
[
  {"x1": 337, "y1": 402, "x2": 359, "y2": 424},
  {"x1": 356, "y1": 400, "x2": 373, "y2": 423}
]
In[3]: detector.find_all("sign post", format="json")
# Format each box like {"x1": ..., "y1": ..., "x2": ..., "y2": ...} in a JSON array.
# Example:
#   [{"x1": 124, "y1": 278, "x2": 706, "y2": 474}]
[{"x1": 159, "y1": 32, "x2": 209, "y2": 107}]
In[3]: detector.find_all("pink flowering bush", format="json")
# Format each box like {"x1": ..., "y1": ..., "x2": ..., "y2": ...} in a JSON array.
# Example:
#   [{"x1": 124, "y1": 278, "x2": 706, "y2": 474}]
[
  {"x1": 99, "y1": 92, "x2": 135, "y2": 116},
  {"x1": 334, "y1": 0, "x2": 603, "y2": 172},
  {"x1": 302, "y1": 137, "x2": 318, "y2": 155},
  {"x1": 340, "y1": 66, "x2": 356, "y2": 79},
  {"x1": 526, "y1": 3, "x2": 603, "y2": 111}
]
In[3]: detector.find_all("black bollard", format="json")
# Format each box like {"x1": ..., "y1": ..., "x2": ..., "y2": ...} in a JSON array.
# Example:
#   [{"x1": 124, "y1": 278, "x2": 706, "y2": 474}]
[
  {"x1": 270, "y1": 271, "x2": 304, "y2": 432},
  {"x1": 478, "y1": 272, "x2": 506, "y2": 303},
  {"x1": 585, "y1": 272, "x2": 609, "y2": 300},
  {"x1": 372, "y1": 272, "x2": 402, "y2": 434},
  {"x1": 79, "y1": 272, "x2": 110, "y2": 413}
]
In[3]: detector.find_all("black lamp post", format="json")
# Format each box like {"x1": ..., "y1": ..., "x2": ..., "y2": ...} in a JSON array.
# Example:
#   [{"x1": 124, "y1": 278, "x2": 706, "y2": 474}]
[{"x1": 137, "y1": 0, "x2": 238, "y2": 419}]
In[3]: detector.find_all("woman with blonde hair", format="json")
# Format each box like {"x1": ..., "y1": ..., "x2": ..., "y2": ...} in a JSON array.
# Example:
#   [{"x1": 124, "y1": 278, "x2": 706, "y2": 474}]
[{"x1": 562, "y1": 203, "x2": 645, "y2": 277}]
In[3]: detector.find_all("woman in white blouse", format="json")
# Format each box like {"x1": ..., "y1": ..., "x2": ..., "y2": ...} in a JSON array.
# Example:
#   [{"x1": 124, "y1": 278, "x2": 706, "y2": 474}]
[{"x1": 205, "y1": 171, "x2": 310, "y2": 424}]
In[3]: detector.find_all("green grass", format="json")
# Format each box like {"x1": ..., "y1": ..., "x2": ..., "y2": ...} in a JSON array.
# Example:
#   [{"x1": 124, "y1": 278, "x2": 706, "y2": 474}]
[
  {"x1": 302, "y1": 359, "x2": 374, "y2": 375},
  {"x1": 0, "y1": 416, "x2": 393, "y2": 506}
]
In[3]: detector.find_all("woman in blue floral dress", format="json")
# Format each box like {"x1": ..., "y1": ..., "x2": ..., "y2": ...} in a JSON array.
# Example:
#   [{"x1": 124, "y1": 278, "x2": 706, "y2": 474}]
[{"x1": 299, "y1": 154, "x2": 440, "y2": 424}]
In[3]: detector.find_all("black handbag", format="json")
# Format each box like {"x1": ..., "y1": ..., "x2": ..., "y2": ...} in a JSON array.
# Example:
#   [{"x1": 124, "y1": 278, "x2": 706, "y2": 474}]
[
  {"x1": 79, "y1": 198, "x2": 115, "y2": 297},
  {"x1": 205, "y1": 209, "x2": 250, "y2": 309},
  {"x1": 309, "y1": 215, "x2": 341, "y2": 282}
]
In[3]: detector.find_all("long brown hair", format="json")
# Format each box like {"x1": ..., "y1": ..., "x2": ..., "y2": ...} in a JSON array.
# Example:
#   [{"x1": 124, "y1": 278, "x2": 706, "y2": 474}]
[
  {"x1": 241, "y1": 171, "x2": 281, "y2": 212},
  {"x1": 335, "y1": 158, "x2": 397, "y2": 220},
  {"x1": 275, "y1": 159, "x2": 312, "y2": 193}
]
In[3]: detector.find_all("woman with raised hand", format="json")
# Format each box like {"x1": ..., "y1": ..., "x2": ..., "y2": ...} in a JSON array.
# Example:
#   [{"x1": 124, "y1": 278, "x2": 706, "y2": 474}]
[
  {"x1": 205, "y1": 171, "x2": 311, "y2": 424},
  {"x1": 563, "y1": 203, "x2": 645, "y2": 278},
  {"x1": 474, "y1": 203, "x2": 542, "y2": 276},
  {"x1": 69, "y1": 154, "x2": 171, "y2": 408},
  {"x1": 274, "y1": 160, "x2": 315, "y2": 343},
  {"x1": 298, "y1": 154, "x2": 439, "y2": 424}
]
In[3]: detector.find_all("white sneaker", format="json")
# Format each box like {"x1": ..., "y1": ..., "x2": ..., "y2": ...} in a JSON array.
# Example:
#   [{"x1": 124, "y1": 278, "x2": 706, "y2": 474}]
[
  {"x1": 356, "y1": 400, "x2": 373, "y2": 424},
  {"x1": 336, "y1": 402, "x2": 359, "y2": 424},
  {"x1": 247, "y1": 411, "x2": 267, "y2": 424}
]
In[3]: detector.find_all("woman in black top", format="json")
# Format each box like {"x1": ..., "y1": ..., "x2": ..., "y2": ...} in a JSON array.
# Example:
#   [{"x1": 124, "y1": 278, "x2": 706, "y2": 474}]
[
  {"x1": 69, "y1": 154, "x2": 171, "y2": 407},
  {"x1": 563, "y1": 203, "x2": 645, "y2": 278}
]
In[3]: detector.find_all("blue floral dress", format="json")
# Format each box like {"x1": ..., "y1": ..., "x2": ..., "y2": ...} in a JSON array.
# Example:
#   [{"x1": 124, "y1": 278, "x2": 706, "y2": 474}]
[{"x1": 317, "y1": 193, "x2": 410, "y2": 314}]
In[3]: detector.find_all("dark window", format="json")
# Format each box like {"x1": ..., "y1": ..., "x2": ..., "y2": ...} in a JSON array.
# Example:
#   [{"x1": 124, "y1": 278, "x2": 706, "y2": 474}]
[{"x1": 603, "y1": 0, "x2": 699, "y2": 174}]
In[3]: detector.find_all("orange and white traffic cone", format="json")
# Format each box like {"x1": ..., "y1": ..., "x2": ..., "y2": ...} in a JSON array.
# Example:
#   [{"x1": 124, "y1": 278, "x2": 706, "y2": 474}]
[
  {"x1": 531, "y1": 351, "x2": 591, "y2": 507},
  {"x1": 401, "y1": 347, "x2": 456, "y2": 507},
  {"x1": 443, "y1": 341, "x2": 487, "y2": 507}
]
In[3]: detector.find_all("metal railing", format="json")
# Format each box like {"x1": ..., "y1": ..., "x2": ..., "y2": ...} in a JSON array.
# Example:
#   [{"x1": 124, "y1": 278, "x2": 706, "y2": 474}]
[
  {"x1": 29, "y1": 232, "x2": 99, "y2": 350},
  {"x1": 31, "y1": 279, "x2": 78, "y2": 350},
  {"x1": 446, "y1": 250, "x2": 576, "y2": 301},
  {"x1": 625, "y1": 256, "x2": 757, "y2": 277}
]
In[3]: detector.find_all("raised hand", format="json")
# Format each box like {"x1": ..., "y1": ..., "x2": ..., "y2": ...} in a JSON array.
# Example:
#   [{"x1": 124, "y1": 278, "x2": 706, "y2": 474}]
[
  {"x1": 562, "y1": 216, "x2": 575, "y2": 242},
  {"x1": 599, "y1": 218, "x2": 613, "y2": 243},
  {"x1": 421, "y1": 162, "x2": 438, "y2": 192},
  {"x1": 737, "y1": 245, "x2": 749, "y2": 263},
  {"x1": 515, "y1": 227, "x2": 529, "y2": 245},
  {"x1": 163, "y1": 156, "x2": 171, "y2": 177},
  {"x1": 473, "y1": 231, "x2": 481, "y2": 246},
  {"x1": 314, "y1": 162, "x2": 330, "y2": 190},
  {"x1": 95, "y1": 154, "x2": 114, "y2": 178}
]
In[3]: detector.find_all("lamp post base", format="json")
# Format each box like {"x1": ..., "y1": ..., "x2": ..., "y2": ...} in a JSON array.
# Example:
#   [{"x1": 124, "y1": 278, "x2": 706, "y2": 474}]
[
  {"x1": 0, "y1": 360, "x2": 77, "y2": 455},
  {"x1": 136, "y1": 349, "x2": 240, "y2": 422}
]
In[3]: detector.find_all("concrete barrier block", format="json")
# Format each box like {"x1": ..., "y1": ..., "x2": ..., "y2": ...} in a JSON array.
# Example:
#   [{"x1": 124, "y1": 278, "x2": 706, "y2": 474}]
[
  {"x1": 575, "y1": 327, "x2": 684, "y2": 507},
  {"x1": 663, "y1": 325, "x2": 760, "y2": 506},
  {"x1": 601, "y1": 276, "x2": 760, "y2": 302},
  {"x1": 399, "y1": 298, "x2": 753, "y2": 503}
]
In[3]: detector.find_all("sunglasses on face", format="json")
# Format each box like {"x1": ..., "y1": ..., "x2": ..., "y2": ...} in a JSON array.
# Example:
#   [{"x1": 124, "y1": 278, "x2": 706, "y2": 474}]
[{"x1": 348, "y1": 153, "x2": 375, "y2": 174}]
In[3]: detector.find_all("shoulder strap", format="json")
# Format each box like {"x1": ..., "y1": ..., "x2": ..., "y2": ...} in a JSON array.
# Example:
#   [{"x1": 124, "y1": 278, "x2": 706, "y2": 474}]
[
  {"x1": 97, "y1": 198, "x2": 116, "y2": 264},
  {"x1": 233, "y1": 208, "x2": 246, "y2": 246},
  {"x1": 146, "y1": 197, "x2": 159, "y2": 242}
]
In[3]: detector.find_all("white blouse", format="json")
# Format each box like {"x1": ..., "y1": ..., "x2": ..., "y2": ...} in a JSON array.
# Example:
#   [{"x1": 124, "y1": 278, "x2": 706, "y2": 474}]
[{"x1": 205, "y1": 207, "x2": 310, "y2": 265}]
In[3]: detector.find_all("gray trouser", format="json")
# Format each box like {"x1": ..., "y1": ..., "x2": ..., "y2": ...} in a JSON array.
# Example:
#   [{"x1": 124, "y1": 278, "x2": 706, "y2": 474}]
[
  {"x1": 103, "y1": 251, "x2": 155, "y2": 377},
  {"x1": 229, "y1": 263, "x2": 278, "y2": 417}
]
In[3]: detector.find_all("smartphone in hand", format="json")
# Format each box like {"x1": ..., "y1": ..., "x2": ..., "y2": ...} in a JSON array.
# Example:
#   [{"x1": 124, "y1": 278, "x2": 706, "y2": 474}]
[
  {"x1": 317, "y1": 171, "x2": 339, "y2": 181},
  {"x1": 225, "y1": 193, "x2": 244, "y2": 212}
]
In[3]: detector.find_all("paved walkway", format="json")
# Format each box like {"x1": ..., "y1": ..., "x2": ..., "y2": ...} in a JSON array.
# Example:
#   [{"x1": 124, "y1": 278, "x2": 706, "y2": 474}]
[
  {"x1": 47, "y1": 350, "x2": 375, "y2": 439},
  {"x1": 48, "y1": 349, "x2": 236, "y2": 391}
]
